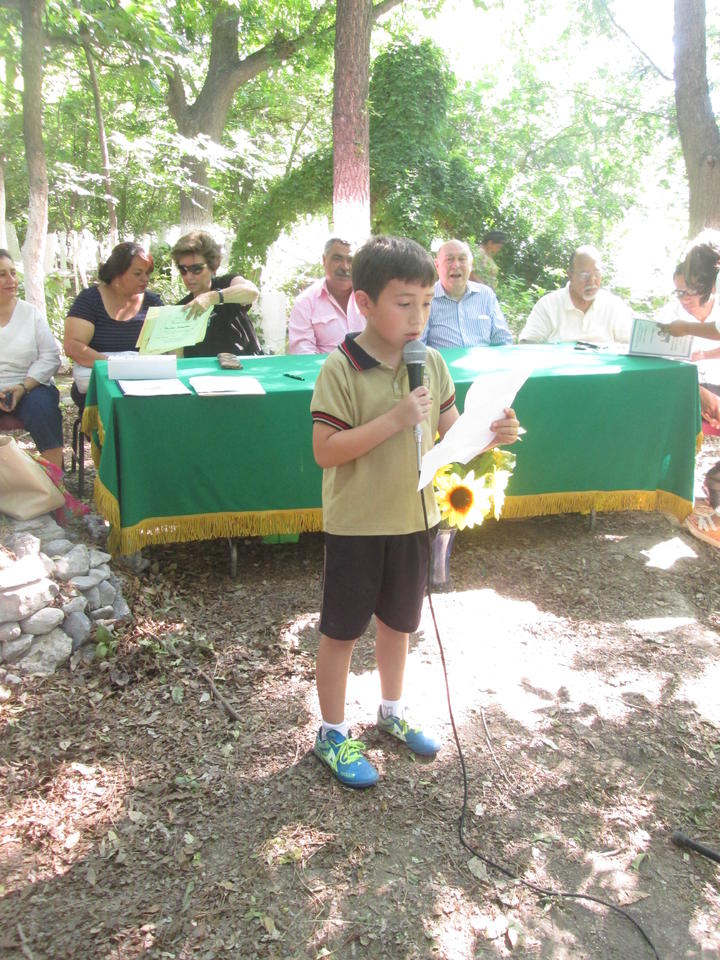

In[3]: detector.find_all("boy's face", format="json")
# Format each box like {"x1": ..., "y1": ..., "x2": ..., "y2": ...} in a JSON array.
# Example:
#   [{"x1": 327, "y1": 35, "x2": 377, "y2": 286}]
[{"x1": 356, "y1": 279, "x2": 435, "y2": 349}]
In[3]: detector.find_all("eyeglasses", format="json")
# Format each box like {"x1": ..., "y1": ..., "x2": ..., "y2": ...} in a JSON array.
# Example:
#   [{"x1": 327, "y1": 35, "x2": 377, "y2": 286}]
[
  {"x1": 575, "y1": 270, "x2": 601, "y2": 282},
  {"x1": 177, "y1": 263, "x2": 207, "y2": 276},
  {"x1": 674, "y1": 288, "x2": 700, "y2": 300}
]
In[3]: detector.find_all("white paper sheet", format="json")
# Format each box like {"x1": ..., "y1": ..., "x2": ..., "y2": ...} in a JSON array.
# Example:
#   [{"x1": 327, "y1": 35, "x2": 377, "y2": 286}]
[
  {"x1": 107, "y1": 354, "x2": 178, "y2": 380},
  {"x1": 189, "y1": 375, "x2": 266, "y2": 396},
  {"x1": 629, "y1": 316, "x2": 692, "y2": 359},
  {"x1": 418, "y1": 366, "x2": 533, "y2": 489},
  {"x1": 118, "y1": 379, "x2": 192, "y2": 397}
]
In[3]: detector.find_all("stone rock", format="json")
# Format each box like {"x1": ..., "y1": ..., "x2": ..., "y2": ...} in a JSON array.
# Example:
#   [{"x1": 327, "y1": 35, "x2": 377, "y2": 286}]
[
  {"x1": 90, "y1": 605, "x2": 115, "y2": 621},
  {"x1": 1, "y1": 633, "x2": 34, "y2": 664},
  {"x1": 0, "y1": 670, "x2": 22, "y2": 686},
  {"x1": 0, "y1": 578, "x2": 59, "y2": 622},
  {"x1": 16, "y1": 627, "x2": 72, "y2": 676},
  {"x1": 112, "y1": 596, "x2": 131, "y2": 621},
  {"x1": 0, "y1": 554, "x2": 53, "y2": 591},
  {"x1": 69, "y1": 568, "x2": 107, "y2": 591},
  {"x1": 93, "y1": 563, "x2": 112, "y2": 582},
  {"x1": 122, "y1": 551, "x2": 150, "y2": 574},
  {"x1": 11, "y1": 516, "x2": 64, "y2": 543},
  {"x1": 64, "y1": 611, "x2": 93, "y2": 649},
  {"x1": 89, "y1": 549, "x2": 112, "y2": 567},
  {"x1": 53, "y1": 544, "x2": 90, "y2": 581},
  {"x1": 84, "y1": 514, "x2": 110, "y2": 543},
  {"x1": 20, "y1": 607, "x2": 65, "y2": 636},
  {"x1": 0, "y1": 552, "x2": 13, "y2": 571},
  {"x1": 9, "y1": 517, "x2": 45, "y2": 532},
  {"x1": 0, "y1": 622, "x2": 21, "y2": 644},
  {"x1": 98, "y1": 579, "x2": 116, "y2": 606},
  {"x1": 62, "y1": 595, "x2": 87, "y2": 615},
  {"x1": 4, "y1": 532, "x2": 41, "y2": 558},
  {"x1": 43, "y1": 539, "x2": 74, "y2": 557},
  {"x1": 84, "y1": 586, "x2": 101, "y2": 610}
]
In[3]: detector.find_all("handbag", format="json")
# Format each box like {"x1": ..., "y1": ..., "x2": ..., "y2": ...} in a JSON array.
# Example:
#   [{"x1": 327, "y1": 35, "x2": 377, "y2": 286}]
[{"x1": 0, "y1": 435, "x2": 66, "y2": 520}]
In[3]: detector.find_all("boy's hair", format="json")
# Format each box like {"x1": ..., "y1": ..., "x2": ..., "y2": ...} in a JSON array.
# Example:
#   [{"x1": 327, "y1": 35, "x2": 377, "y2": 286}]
[
  {"x1": 351, "y1": 235, "x2": 436, "y2": 302},
  {"x1": 483, "y1": 230, "x2": 507, "y2": 245}
]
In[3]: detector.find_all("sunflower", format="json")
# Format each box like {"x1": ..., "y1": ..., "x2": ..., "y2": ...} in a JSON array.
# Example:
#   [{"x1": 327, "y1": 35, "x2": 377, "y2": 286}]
[{"x1": 433, "y1": 468, "x2": 493, "y2": 531}]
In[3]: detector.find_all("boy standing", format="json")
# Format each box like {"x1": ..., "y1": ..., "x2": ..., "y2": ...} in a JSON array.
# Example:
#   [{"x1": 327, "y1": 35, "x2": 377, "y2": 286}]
[{"x1": 310, "y1": 236, "x2": 519, "y2": 788}]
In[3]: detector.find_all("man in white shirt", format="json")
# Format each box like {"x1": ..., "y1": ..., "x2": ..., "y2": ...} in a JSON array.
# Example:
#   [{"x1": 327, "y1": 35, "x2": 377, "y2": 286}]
[
  {"x1": 519, "y1": 245, "x2": 632, "y2": 347},
  {"x1": 288, "y1": 238, "x2": 365, "y2": 354}
]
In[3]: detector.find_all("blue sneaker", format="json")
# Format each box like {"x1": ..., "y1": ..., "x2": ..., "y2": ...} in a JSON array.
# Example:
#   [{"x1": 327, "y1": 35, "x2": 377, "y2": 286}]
[
  {"x1": 376, "y1": 708, "x2": 440, "y2": 757},
  {"x1": 313, "y1": 728, "x2": 379, "y2": 788}
]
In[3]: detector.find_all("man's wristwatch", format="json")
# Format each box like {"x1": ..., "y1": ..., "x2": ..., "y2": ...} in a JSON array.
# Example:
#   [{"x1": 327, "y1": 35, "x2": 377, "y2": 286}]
[{"x1": 217, "y1": 290, "x2": 225, "y2": 304}]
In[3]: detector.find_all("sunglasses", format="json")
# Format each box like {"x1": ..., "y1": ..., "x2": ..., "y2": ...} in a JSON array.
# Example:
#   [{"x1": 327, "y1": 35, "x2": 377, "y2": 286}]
[
  {"x1": 674, "y1": 288, "x2": 700, "y2": 299},
  {"x1": 177, "y1": 263, "x2": 207, "y2": 276}
]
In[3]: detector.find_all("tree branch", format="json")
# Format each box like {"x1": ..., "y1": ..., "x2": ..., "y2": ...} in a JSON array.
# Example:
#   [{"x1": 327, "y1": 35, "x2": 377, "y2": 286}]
[{"x1": 598, "y1": 0, "x2": 673, "y2": 81}]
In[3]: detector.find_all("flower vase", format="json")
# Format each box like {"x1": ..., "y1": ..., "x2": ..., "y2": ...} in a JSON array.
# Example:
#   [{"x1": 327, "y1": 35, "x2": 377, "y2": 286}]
[{"x1": 430, "y1": 527, "x2": 457, "y2": 588}]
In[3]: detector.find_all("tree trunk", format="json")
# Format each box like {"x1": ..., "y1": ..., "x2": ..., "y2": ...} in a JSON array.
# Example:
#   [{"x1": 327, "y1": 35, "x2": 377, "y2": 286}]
[
  {"x1": 82, "y1": 37, "x2": 118, "y2": 246},
  {"x1": 674, "y1": 0, "x2": 720, "y2": 233},
  {"x1": 332, "y1": 0, "x2": 373, "y2": 243},
  {"x1": 19, "y1": 0, "x2": 48, "y2": 313},
  {"x1": 166, "y1": 0, "x2": 403, "y2": 229},
  {"x1": 0, "y1": 157, "x2": 7, "y2": 249}
]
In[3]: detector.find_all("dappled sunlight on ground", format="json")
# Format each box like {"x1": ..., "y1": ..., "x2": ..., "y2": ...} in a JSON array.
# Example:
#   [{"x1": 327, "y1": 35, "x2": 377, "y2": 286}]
[
  {"x1": 640, "y1": 536, "x2": 699, "y2": 570},
  {"x1": 677, "y1": 657, "x2": 720, "y2": 727}
]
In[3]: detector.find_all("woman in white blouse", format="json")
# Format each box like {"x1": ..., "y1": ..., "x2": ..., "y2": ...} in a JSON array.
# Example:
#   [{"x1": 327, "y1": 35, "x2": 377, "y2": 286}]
[{"x1": 0, "y1": 250, "x2": 63, "y2": 468}]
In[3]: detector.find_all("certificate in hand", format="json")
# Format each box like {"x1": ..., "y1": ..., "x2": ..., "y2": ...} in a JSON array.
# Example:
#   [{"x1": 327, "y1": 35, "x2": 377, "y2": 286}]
[
  {"x1": 629, "y1": 316, "x2": 692, "y2": 359},
  {"x1": 136, "y1": 304, "x2": 213, "y2": 354}
]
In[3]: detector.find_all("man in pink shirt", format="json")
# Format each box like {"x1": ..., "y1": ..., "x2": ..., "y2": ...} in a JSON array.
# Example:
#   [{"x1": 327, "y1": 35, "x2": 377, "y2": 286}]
[{"x1": 288, "y1": 238, "x2": 366, "y2": 353}]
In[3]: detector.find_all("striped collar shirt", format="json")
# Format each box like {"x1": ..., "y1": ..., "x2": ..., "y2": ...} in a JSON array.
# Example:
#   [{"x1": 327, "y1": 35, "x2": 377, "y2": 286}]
[{"x1": 422, "y1": 280, "x2": 513, "y2": 348}]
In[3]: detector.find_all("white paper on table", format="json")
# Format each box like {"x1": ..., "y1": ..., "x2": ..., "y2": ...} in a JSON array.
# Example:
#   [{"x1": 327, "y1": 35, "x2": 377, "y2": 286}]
[
  {"x1": 108, "y1": 354, "x2": 177, "y2": 380},
  {"x1": 417, "y1": 366, "x2": 533, "y2": 490},
  {"x1": 118, "y1": 378, "x2": 192, "y2": 397},
  {"x1": 189, "y1": 375, "x2": 266, "y2": 396}
]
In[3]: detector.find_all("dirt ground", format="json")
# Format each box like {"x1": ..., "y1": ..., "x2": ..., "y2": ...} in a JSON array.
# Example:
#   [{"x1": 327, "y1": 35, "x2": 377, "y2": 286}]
[{"x1": 1, "y1": 414, "x2": 719, "y2": 959}]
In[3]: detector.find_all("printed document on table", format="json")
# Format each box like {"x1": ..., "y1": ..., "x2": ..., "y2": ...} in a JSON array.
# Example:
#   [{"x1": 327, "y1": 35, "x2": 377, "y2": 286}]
[
  {"x1": 418, "y1": 366, "x2": 532, "y2": 490},
  {"x1": 189, "y1": 376, "x2": 266, "y2": 396},
  {"x1": 118, "y1": 379, "x2": 192, "y2": 396},
  {"x1": 136, "y1": 304, "x2": 213, "y2": 354},
  {"x1": 629, "y1": 317, "x2": 692, "y2": 359}
]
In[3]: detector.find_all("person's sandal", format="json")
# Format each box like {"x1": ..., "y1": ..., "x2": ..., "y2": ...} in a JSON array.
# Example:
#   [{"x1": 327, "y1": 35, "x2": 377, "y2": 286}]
[{"x1": 685, "y1": 506, "x2": 720, "y2": 549}]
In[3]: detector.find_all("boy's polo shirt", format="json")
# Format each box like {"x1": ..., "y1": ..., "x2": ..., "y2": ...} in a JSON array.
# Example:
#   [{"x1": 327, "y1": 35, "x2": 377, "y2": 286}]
[{"x1": 311, "y1": 335, "x2": 455, "y2": 536}]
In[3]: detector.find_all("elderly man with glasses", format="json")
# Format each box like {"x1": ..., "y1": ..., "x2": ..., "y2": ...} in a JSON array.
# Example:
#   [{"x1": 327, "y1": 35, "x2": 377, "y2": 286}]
[{"x1": 519, "y1": 245, "x2": 632, "y2": 347}]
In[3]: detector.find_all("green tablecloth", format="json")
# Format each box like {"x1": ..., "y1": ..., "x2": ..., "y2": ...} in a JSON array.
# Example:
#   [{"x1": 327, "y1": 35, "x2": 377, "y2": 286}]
[{"x1": 82, "y1": 346, "x2": 700, "y2": 554}]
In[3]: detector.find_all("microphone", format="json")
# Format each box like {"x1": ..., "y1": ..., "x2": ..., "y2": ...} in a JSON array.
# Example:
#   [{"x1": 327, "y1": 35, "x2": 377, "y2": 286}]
[{"x1": 403, "y1": 339, "x2": 427, "y2": 471}]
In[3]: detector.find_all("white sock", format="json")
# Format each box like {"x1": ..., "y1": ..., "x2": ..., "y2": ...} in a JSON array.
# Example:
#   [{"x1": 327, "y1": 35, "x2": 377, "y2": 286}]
[
  {"x1": 380, "y1": 698, "x2": 403, "y2": 719},
  {"x1": 321, "y1": 720, "x2": 349, "y2": 738}
]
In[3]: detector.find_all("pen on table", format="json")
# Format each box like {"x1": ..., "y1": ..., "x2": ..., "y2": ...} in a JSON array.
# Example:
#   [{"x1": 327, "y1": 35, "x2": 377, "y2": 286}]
[{"x1": 283, "y1": 373, "x2": 305, "y2": 381}]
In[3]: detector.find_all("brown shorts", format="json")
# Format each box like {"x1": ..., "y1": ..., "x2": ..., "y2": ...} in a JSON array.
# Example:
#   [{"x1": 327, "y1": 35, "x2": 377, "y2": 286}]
[{"x1": 319, "y1": 529, "x2": 434, "y2": 641}]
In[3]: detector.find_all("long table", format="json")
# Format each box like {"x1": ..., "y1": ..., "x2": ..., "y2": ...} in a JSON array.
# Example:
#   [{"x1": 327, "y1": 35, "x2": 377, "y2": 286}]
[{"x1": 82, "y1": 346, "x2": 700, "y2": 555}]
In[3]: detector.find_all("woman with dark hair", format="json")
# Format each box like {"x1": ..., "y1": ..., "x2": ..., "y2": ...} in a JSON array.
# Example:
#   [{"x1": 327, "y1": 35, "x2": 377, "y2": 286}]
[
  {"x1": 660, "y1": 230, "x2": 720, "y2": 546},
  {"x1": 64, "y1": 241, "x2": 162, "y2": 398},
  {"x1": 0, "y1": 249, "x2": 63, "y2": 468},
  {"x1": 171, "y1": 231, "x2": 262, "y2": 357}
]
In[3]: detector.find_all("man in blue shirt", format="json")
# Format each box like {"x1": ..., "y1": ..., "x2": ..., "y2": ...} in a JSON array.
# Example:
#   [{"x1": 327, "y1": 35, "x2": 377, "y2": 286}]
[{"x1": 421, "y1": 239, "x2": 513, "y2": 348}]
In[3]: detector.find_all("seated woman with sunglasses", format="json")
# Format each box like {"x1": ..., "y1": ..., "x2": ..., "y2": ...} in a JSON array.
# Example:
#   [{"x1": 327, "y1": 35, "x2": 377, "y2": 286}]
[
  {"x1": 64, "y1": 242, "x2": 162, "y2": 402},
  {"x1": 171, "y1": 232, "x2": 262, "y2": 357}
]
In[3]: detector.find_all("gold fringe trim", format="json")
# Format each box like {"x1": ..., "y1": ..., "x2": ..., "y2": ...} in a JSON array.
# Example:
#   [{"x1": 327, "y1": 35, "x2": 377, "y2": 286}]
[
  {"x1": 106, "y1": 507, "x2": 324, "y2": 556},
  {"x1": 502, "y1": 489, "x2": 693, "y2": 523},
  {"x1": 81, "y1": 404, "x2": 105, "y2": 467},
  {"x1": 697, "y1": 431, "x2": 703, "y2": 453}
]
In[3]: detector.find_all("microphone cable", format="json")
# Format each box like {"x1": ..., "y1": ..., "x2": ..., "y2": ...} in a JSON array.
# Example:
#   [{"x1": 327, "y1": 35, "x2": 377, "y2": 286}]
[{"x1": 417, "y1": 491, "x2": 661, "y2": 960}]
